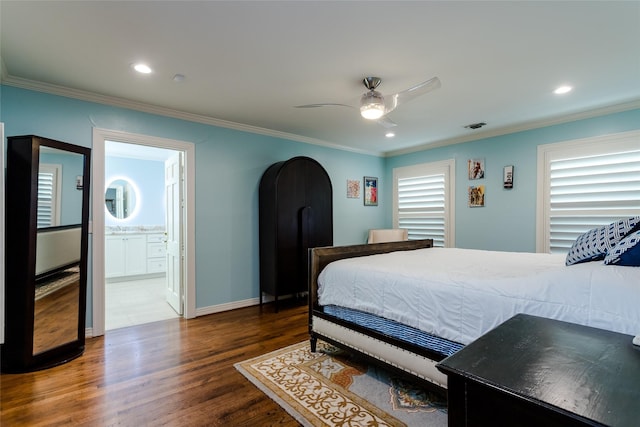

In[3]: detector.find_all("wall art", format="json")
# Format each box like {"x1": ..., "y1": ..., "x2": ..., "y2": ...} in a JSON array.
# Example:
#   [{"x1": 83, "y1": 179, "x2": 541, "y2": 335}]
[
  {"x1": 468, "y1": 185, "x2": 485, "y2": 207},
  {"x1": 364, "y1": 176, "x2": 378, "y2": 206},
  {"x1": 347, "y1": 179, "x2": 360, "y2": 198},
  {"x1": 468, "y1": 158, "x2": 485, "y2": 180},
  {"x1": 503, "y1": 165, "x2": 514, "y2": 189}
]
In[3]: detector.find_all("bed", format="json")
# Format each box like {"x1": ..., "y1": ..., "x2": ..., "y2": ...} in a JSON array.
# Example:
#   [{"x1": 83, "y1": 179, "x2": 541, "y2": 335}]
[
  {"x1": 35, "y1": 225, "x2": 82, "y2": 280},
  {"x1": 308, "y1": 227, "x2": 640, "y2": 390}
]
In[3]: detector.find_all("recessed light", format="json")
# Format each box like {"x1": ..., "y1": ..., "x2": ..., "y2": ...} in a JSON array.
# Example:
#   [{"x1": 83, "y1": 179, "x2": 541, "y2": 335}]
[
  {"x1": 554, "y1": 85, "x2": 572, "y2": 95},
  {"x1": 385, "y1": 132, "x2": 395, "y2": 138},
  {"x1": 133, "y1": 63, "x2": 152, "y2": 74}
]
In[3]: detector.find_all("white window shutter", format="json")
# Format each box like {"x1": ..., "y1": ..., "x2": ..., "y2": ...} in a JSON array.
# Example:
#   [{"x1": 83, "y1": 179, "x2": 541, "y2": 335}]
[
  {"x1": 394, "y1": 159, "x2": 455, "y2": 247},
  {"x1": 37, "y1": 164, "x2": 61, "y2": 228},
  {"x1": 538, "y1": 130, "x2": 640, "y2": 253}
]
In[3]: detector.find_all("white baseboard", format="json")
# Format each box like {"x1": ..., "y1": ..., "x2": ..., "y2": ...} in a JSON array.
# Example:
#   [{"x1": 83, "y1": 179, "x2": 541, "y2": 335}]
[
  {"x1": 195, "y1": 293, "x2": 304, "y2": 317},
  {"x1": 84, "y1": 294, "x2": 298, "y2": 337},
  {"x1": 195, "y1": 297, "x2": 261, "y2": 317}
]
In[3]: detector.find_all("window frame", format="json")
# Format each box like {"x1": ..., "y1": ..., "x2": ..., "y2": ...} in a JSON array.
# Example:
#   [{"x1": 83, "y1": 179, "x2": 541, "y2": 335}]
[
  {"x1": 392, "y1": 159, "x2": 455, "y2": 247},
  {"x1": 536, "y1": 129, "x2": 640, "y2": 253},
  {"x1": 37, "y1": 163, "x2": 62, "y2": 228}
]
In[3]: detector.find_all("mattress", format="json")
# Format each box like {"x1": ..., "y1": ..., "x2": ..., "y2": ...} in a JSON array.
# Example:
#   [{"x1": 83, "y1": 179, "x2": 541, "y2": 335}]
[
  {"x1": 318, "y1": 248, "x2": 640, "y2": 345},
  {"x1": 323, "y1": 304, "x2": 464, "y2": 356}
]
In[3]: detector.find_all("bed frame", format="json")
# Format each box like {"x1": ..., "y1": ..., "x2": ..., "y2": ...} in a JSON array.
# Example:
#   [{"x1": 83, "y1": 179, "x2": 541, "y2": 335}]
[
  {"x1": 308, "y1": 239, "x2": 451, "y2": 390},
  {"x1": 35, "y1": 225, "x2": 82, "y2": 280}
]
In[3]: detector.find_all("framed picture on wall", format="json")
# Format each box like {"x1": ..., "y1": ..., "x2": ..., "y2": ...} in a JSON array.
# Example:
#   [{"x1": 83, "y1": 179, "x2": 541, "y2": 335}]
[
  {"x1": 364, "y1": 176, "x2": 378, "y2": 206},
  {"x1": 347, "y1": 179, "x2": 360, "y2": 198},
  {"x1": 468, "y1": 158, "x2": 485, "y2": 180},
  {"x1": 503, "y1": 165, "x2": 514, "y2": 189},
  {"x1": 468, "y1": 185, "x2": 485, "y2": 207}
]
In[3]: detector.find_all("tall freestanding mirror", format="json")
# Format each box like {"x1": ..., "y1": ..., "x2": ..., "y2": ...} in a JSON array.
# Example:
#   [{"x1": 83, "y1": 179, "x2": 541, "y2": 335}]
[{"x1": 2, "y1": 135, "x2": 91, "y2": 372}]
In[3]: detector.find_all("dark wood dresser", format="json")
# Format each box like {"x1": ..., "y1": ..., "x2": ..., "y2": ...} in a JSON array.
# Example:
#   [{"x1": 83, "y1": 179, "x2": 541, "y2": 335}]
[{"x1": 437, "y1": 314, "x2": 640, "y2": 427}]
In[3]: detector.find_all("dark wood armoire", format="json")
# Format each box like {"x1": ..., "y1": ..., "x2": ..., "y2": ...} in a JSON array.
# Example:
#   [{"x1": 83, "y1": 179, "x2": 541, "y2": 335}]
[{"x1": 259, "y1": 156, "x2": 333, "y2": 311}]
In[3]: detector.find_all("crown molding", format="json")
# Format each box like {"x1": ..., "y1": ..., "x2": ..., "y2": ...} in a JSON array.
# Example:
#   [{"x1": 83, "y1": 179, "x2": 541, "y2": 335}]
[
  {"x1": 2, "y1": 74, "x2": 637, "y2": 159},
  {"x1": 0, "y1": 74, "x2": 383, "y2": 157},
  {"x1": 383, "y1": 99, "x2": 640, "y2": 157},
  {"x1": 0, "y1": 57, "x2": 7, "y2": 80}
]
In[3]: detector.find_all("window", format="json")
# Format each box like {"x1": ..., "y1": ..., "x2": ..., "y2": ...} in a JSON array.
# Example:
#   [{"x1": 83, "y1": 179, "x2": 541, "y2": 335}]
[
  {"x1": 393, "y1": 159, "x2": 455, "y2": 247},
  {"x1": 37, "y1": 164, "x2": 62, "y2": 228},
  {"x1": 537, "y1": 130, "x2": 640, "y2": 253}
]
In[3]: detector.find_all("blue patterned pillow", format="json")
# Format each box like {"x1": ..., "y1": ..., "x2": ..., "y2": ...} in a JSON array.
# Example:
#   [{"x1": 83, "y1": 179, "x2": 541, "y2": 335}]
[
  {"x1": 604, "y1": 229, "x2": 640, "y2": 266},
  {"x1": 565, "y1": 216, "x2": 640, "y2": 266}
]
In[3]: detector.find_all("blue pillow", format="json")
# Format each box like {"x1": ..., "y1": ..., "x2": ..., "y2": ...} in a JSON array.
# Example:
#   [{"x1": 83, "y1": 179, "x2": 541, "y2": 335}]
[
  {"x1": 604, "y1": 229, "x2": 640, "y2": 266},
  {"x1": 565, "y1": 216, "x2": 640, "y2": 266}
]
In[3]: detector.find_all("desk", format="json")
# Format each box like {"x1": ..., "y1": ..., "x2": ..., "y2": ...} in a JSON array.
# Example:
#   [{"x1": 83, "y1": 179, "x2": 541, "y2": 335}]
[{"x1": 436, "y1": 314, "x2": 640, "y2": 426}]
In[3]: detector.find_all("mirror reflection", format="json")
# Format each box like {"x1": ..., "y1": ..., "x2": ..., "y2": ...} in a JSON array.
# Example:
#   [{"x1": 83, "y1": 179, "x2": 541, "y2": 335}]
[
  {"x1": 37, "y1": 147, "x2": 84, "y2": 228},
  {"x1": 105, "y1": 178, "x2": 137, "y2": 219},
  {"x1": 34, "y1": 147, "x2": 85, "y2": 356},
  {"x1": 33, "y1": 267, "x2": 80, "y2": 355}
]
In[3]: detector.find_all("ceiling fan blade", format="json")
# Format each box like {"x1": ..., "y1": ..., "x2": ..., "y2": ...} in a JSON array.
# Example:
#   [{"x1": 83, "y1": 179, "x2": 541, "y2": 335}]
[
  {"x1": 376, "y1": 115, "x2": 397, "y2": 129},
  {"x1": 384, "y1": 76, "x2": 441, "y2": 114},
  {"x1": 294, "y1": 103, "x2": 354, "y2": 109}
]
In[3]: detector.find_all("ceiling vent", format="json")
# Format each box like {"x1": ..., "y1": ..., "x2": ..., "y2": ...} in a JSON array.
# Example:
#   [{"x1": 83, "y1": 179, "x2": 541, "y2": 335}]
[{"x1": 464, "y1": 122, "x2": 487, "y2": 130}]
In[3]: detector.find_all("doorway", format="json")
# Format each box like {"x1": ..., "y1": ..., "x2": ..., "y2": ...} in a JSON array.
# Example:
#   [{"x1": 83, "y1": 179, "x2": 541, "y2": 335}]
[
  {"x1": 104, "y1": 141, "x2": 181, "y2": 330},
  {"x1": 91, "y1": 128, "x2": 196, "y2": 337}
]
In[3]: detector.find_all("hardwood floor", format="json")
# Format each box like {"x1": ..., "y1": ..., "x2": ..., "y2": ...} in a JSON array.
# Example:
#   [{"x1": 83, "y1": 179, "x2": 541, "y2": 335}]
[{"x1": 1, "y1": 301, "x2": 309, "y2": 426}]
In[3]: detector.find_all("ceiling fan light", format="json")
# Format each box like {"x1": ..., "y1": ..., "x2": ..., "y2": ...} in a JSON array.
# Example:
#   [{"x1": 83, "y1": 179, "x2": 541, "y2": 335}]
[
  {"x1": 361, "y1": 106, "x2": 385, "y2": 120},
  {"x1": 360, "y1": 91, "x2": 385, "y2": 120}
]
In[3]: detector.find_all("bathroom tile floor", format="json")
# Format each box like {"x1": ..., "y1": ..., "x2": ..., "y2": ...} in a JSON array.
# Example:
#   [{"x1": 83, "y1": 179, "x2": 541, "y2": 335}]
[{"x1": 106, "y1": 276, "x2": 179, "y2": 331}]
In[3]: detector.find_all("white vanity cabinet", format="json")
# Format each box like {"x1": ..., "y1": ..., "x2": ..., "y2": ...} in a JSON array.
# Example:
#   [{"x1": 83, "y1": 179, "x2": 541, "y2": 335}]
[
  {"x1": 105, "y1": 234, "x2": 147, "y2": 278},
  {"x1": 146, "y1": 233, "x2": 167, "y2": 274}
]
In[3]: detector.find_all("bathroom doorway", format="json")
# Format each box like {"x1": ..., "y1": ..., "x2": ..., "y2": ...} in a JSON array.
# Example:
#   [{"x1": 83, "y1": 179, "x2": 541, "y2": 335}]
[
  {"x1": 91, "y1": 128, "x2": 196, "y2": 337},
  {"x1": 104, "y1": 141, "x2": 181, "y2": 330}
]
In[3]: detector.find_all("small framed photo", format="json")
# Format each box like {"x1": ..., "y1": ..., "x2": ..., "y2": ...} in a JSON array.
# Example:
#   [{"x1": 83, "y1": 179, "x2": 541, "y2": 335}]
[
  {"x1": 468, "y1": 185, "x2": 485, "y2": 207},
  {"x1": 346, "y1": 179, "x2": 360, "y2": 198},
  {"x1": 468, "y1": 158, "x2": 485, "y2": 180},
  {"x1": 503, "y1": 165, "x2": 514, "y2": 189},
  {"x1": 364, "y1": 176, "x2": 378, "y2": 206}
]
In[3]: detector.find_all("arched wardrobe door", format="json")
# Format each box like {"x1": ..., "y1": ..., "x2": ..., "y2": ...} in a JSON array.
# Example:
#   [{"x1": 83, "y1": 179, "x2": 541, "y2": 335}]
[{"x1": 259, "y1": 156, "x2": 333, "y2": 312}]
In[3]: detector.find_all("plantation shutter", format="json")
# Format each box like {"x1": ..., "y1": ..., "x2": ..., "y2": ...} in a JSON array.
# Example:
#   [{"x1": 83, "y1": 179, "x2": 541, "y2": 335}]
[
  {"x1": 538, "y1": 130, "x2": 640, "y2": 253},
  {"x1": 37, "y1": 165, "x2": 60, "y2": 227},
  {"x1": 397, "y1": 174, "x2": 446, "y2": 246},
  {"x1": 393, "y1": 160, "x2": 454, "y2": 248}
]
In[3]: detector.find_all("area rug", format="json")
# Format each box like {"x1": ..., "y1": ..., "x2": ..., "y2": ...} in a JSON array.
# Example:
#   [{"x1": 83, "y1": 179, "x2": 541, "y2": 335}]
[
  {"x1": 35, "y1": 267, "x2": 79, "y2": 300},
  {"x1": 235, "y1": 340, "x2": 447, "y2": 427}
]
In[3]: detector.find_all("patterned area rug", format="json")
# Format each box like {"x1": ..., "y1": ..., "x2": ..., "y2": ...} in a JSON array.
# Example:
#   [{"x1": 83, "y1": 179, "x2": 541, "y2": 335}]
[
  {"x1": 235, "y1": 341, "x2": 447, "y2": 427},
  {"x1": 35, "y1": 267, "x2": 80, "y2": 300}
]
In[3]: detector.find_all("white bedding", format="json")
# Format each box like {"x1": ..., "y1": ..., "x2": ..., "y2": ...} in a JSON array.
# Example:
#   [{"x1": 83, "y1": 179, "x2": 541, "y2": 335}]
[{"x1": 317, "y1": 248, "x2": 640, "y2": 345}]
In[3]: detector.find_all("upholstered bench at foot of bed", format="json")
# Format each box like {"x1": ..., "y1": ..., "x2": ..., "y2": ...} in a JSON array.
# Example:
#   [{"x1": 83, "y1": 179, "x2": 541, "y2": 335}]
[{"x1": 310, "y1": 314, "x2": 451, "y2": 389}]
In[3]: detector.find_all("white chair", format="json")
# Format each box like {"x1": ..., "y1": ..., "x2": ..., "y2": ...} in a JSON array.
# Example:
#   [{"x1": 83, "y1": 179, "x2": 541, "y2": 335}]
[{"x1": 367, "y1": 228, "x2": 409, "y2": 244}]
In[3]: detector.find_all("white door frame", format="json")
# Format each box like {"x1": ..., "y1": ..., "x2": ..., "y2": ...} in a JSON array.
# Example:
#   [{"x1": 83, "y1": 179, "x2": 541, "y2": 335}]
[
  {"x1": 0, "y1": 123, "x2": 5, "y2": 344},
  {"x1": 91, "y1": 128, "x2": 196, "y2": 337}
]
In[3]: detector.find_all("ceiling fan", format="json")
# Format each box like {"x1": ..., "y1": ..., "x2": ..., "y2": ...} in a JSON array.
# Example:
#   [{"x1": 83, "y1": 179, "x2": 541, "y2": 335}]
[{"x1": 295, "y1": 76, "x2": 441, "y2": 128}]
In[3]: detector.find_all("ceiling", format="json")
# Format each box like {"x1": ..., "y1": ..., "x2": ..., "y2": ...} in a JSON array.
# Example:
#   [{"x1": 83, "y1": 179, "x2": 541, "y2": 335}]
[{"x1": 1, "y1": 1, "x2": 639, "y2": 156}]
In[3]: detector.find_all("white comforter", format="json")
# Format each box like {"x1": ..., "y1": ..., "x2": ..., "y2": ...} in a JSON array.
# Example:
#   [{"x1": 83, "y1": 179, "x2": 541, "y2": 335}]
[{"x1": 317, "y1": 248, "x2": 640, "y2": 345}]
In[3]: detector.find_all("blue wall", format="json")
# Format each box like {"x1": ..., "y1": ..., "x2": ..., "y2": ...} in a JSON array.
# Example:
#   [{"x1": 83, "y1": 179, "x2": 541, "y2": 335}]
[
  {"x1": 385, "y1": 108, "x2": 640, "y2": 252},
  {"x1": 3, "y1": 85, "x2": 639, "y2": 317},
  {"x1": 1, "y1": 85, "x2": 385, "y2": 318}
]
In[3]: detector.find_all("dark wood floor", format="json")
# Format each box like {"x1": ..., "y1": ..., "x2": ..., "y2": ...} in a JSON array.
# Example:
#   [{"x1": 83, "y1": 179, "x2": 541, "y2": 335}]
[{"x1": 1, "y1": 301, "x2": 309, "y2": 426}]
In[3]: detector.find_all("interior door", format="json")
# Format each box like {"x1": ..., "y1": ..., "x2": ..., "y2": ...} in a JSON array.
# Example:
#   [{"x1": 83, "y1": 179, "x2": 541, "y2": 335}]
[{"x1": 165, "y1": 152, "x2": 183, "y2": 314}]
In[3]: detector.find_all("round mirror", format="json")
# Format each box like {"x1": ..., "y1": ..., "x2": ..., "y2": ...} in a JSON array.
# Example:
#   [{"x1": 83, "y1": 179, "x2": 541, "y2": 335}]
[{"x1": 105, "y1": 178, "x2": 138, "y2": 219}]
